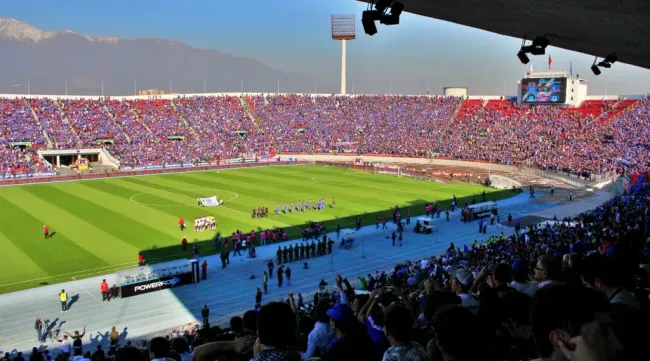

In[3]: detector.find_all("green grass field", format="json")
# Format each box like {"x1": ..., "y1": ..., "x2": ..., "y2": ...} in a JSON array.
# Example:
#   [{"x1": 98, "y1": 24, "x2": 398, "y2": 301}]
[{"x1": 0, "y1": 164, "x2": 509, "y2": 294}]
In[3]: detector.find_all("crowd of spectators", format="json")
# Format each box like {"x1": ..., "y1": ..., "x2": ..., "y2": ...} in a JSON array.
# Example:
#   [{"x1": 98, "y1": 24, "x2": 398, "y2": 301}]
[
  {"x1": 0, "y1": 98, "x2": 48, "y2": 147},
  {"x1": 1, "y1": 95, "x2": 648, "y2": 174},
  {"x1": 438, "y1": 98, "x2": 650, "y2": 178},
  {"x1": 29, "y1": 98, "x2": 79, "y2": 149},
  {"x1": 59, "y1": 99, "x2": 129, "y2": 147},
  {"x1": 251, "y1": 94, "x2": 459, "y2": 156},
  {"x1": 0, "y1": 98, "x2": 52, "y2": 176}
]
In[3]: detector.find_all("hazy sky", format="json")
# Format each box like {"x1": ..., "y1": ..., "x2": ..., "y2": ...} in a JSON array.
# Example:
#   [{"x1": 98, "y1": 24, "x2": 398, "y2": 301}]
[{"x1": 2, "y1": 0, "x2": 649, "y2": 95}]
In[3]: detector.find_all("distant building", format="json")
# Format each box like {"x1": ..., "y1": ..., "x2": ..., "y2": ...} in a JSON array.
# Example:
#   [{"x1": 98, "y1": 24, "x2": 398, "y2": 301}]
[{"x1": 138, "y1": 89, "x2": 165, "y2": 95}]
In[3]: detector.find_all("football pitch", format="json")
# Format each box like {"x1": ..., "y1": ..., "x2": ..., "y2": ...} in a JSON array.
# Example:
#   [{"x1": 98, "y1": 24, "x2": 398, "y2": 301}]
[{"x1": 0, "y1": 164, "x2": 508, "y2": 294}]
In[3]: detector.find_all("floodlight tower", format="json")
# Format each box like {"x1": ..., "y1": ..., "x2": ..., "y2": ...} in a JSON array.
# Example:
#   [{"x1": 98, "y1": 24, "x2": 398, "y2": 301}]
[{"x1": 331, "y1": 15, "x2": 355, "y2": 95}]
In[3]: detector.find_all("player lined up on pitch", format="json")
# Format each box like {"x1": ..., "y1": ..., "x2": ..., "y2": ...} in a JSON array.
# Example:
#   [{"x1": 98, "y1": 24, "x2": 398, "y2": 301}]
[
  {"x1": 274, "y1": 197, "x2": 335, "y2": 215},
  {"x1": 193, "y1": 216, "x2": 216, "y2": 232}
]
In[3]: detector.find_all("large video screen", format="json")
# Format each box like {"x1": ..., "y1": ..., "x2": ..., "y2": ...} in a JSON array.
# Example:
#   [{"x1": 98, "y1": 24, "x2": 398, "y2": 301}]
[{"x1": 521, "y1": 77, "x2": 567, "y2": 103}]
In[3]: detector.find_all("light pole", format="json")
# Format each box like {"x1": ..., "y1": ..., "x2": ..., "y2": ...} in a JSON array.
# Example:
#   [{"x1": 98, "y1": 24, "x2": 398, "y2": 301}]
[{"x1": 331, "y1": 15, "x2": 355, "y2": 95}]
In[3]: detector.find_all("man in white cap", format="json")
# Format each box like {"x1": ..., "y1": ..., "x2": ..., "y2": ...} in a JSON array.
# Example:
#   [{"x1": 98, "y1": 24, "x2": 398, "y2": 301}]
[{"x1": 449, "y1": 267, "x2": 479, "y2": 310}]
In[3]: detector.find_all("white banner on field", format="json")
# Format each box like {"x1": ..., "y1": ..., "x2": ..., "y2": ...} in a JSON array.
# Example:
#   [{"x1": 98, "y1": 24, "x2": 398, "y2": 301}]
[{"x1": 198, "y1": 196, "x2": 219, "y2": 207}]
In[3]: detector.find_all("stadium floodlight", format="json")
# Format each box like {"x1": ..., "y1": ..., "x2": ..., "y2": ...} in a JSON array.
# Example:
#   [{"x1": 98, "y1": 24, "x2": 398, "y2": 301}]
[
  {"x1": 591, "y1": 57, "x2": 601, "y2": 75},
  {"x1": 521, "y1": 45, "x2": 545, "y2": 55},
  {"x1": 598, "y1": 61, "x2": 612, "y2": 68},
  {"x1": 362, "y1": 11, "x2": 380, "y2": 35},
  {"x1": 604, "y1": 54, "x2": 618, "y2": 64},
  {"x1": 375, "y1": 0, "x2": 392, "y2": 14},
  {"x1": 332, "y1": 15, "x2": 356, "y2": 95},
  {"x1": 517, "y1": 50, "x2": 530, "y2": 64},
  {"x1": 379, "y1": 1, "x2": 404, "y2": 26},
  {"x1": 380, "y1": 14, "x2": 400, "y2": 25},
  {"x1": 391, "y1": 1, "x2": 404, "y2": 17},
  {"x1": 591, "y1": 64, "x2": 601, "y2": 75},
  {"x1": 532, "y1": 36, "x2": 551, "y2": 49}
]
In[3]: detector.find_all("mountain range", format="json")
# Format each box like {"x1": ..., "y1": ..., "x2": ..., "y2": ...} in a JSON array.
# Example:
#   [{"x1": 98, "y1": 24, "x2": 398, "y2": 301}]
[{"x1": 0, "y1": 18, "x2": 314, "y2": 95}]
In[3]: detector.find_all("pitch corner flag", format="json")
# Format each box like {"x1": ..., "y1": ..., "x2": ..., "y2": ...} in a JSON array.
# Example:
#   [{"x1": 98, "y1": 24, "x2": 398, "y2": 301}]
[{"x1": 548, "y1": 54, "x2": 552, "y2": 70}]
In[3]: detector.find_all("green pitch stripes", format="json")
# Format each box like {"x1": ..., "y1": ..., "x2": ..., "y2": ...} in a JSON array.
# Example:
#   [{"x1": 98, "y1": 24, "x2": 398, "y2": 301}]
[{"x1": 0, "y1": 165, "x2": 507, "y2": 293}]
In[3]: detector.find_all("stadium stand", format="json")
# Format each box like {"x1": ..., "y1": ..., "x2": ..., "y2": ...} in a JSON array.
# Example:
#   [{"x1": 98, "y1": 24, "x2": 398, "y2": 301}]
[
  {"x1": 1, "y1": 94, "x2": 649, "y2": 360},
  {"x1": 1, "y1": 95, "x2": 648, "y2": 177}
]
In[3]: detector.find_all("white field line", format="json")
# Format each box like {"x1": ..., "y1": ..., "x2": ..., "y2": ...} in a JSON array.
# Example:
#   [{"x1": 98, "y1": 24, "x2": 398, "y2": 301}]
[
  {"x1": 311, "y1": 176, "x2": 471, "y2": 196},
  {"x1": 124, "y1": 182, "x2": 290, "y2": 227},
  {"x1": 128, "y1": 188, "x2": 238, "y2": 207},
  {"x1": 0, "y1": 262, "x2": 138, "y2": 288},
  {"x1": 0, "y1": 163, "x2": 308, "y2": 188},
  {"x1": 71, "y1": 276, "x2": 98, "y2": 301}
]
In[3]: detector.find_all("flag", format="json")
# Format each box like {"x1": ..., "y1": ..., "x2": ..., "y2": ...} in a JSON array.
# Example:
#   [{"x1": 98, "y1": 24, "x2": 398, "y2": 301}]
[
  {"x1": 548, "y1": 54, "x2": 552, "y2": 70},
  {"x1": 530, "y1": 63, "x2": 533, "y2": 73},
  {"x1": 570, "y1": 62, "x2": 573, "y2": 77}
]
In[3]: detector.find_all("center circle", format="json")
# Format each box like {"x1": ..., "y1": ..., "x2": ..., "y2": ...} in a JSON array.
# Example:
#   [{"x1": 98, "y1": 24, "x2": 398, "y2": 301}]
[{"x1": 130, "y1": 188, "x2": 239, "y2": 207}]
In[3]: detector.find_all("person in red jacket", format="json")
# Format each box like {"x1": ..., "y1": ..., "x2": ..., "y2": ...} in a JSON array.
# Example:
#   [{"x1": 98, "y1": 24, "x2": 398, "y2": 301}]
[
  {"x1": 100, "y1": 279, "x2": 110, "y2": 302},
  {"x1": 178, "y1": 217, "x2": 186, "y2": 231},
  {"x1": 201, "y1": 260, "x2": 208, "y2": 280},
  {"x1": 43, "y1": 225, "x2": 49, "y2": 239},
  {"x1": 181, "y1": 237, "x2": 188, "y2": 251},
  {"x1": 138, "y1": 253, "x2": 144, "y2": 266}
]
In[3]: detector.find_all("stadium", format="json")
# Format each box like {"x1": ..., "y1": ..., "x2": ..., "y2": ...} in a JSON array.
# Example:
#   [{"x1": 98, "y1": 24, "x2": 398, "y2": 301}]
[{"x1": 1, "y1": 1, "x2": 649, "y2": 361}]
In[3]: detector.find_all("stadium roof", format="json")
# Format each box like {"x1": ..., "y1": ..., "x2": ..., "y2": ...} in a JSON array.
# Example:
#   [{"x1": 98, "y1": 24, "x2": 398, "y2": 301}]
[{"x1": 358, "y1": 0, "x2": 650, "y2": 70}]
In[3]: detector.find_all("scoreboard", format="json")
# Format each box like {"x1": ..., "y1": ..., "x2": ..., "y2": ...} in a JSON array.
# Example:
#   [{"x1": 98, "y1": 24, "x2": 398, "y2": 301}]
[{"x1": 520, "y1": 77, "x2": 567, "y2": 104}]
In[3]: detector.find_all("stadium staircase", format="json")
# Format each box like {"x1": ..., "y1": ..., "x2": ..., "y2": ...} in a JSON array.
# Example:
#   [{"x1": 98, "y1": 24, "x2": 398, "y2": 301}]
[
  {"x1": 53, "y1": 99, "x2": 79, "y2": 143},
  {"x1": 239, "y1": 95, "x2": 262, "y2": 127},
  {"x1": 26, "y1": 99, "x2": 53, "y2": 148},
  {"x1": 436, "y1": 98, "x2": 464, "y2": 150},
  {"x1": 598, "y1": 98, "x2": 639, "y2": 123},
  {"x1": 102, "y1": 102, "x2": 132, "y2": 142},
  {"x1": 126, "y1": 102, "x2": 156, "y2": 137},
  {"x1": 169, "y1": 99, "x2": 198, "y2": 138}
]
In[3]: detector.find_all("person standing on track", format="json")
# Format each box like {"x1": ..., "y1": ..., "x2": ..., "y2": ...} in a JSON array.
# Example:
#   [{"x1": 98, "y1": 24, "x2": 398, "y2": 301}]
[
  {"x1": 201, "y1": 305, "x2": 210, "y2": 328},
  {"x1": 255, "y1": 287, "x2": 263, "y2": 307},
  {"x1": 267, "y1": 260, "x2": 274, "y2": 279},
  {"x1": 101, "y1": 279, "x2": 110, "y2": 302},
  {"x1": 35, "y1": 317, "x2": 43, "y2": 342},
  {"x1": 193, "y1": 244, "x2": 199, "y2": 260},
  {"x1": 108, "y1": 326, "x2": 120, "y2": 355},
  {"x1": 59, "y1": 289, "x2": 68, "y2": 312},
  {"x1": 262, "y1": 271, "x2": 268, "y2": 294},
  {"x1": 277, "y1": 266, "x2": 284, "y2": 287},
  {"x1": 285, "y1": 267, "x2": 292, "y2": 286},
  {"x1": 201, "y1": 260, "x2": 208, "y2": 280}
]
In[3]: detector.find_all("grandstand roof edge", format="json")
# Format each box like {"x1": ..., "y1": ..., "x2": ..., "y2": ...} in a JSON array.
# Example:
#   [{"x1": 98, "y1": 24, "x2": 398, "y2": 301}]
[{"x1": 0, "y1": 92, "x2": 463, "y2": 100}]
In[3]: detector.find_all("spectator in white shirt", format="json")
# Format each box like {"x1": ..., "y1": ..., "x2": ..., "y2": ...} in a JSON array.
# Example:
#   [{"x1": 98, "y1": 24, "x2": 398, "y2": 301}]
[
  {"x1": 534, "y1": 255, "x2": 561, "y2": 289},
  {"x1": 57, "y1": 334, "x2": 71, "y2": 359},
  {"x1": 509, "y1": 260, "x2": 539, "y2": 297},
  {"x1": 449, "y1": 268, "x2": 479, "y2": 310},
  {"x1": 302, "y1": 300, "x2": 335, "y2": 360}
]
